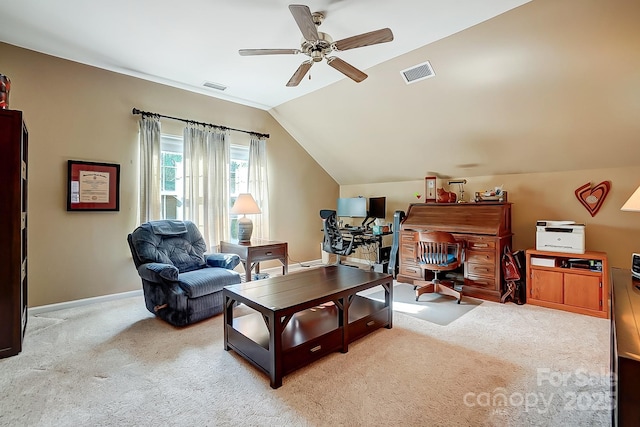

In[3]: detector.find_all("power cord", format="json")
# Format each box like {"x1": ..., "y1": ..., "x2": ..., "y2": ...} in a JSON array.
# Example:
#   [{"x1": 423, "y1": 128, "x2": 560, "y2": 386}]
[{"x1": 287, "y1": 254, "x2": 325, "y2": 268}]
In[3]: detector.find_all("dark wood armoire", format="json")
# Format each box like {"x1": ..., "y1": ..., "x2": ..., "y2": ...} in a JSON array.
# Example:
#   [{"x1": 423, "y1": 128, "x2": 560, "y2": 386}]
[{"x1": 0, "y1": 109, "x2": 28, "y2": 358}]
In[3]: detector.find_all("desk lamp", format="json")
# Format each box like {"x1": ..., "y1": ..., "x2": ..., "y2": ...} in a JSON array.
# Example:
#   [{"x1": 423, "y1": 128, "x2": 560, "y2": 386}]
[
  {"x1": 231, "y1": 193, "x2": 261, "y2": 242},
  {"x1": 448, "y1": 179, "x2": 467, "y2": 203}
]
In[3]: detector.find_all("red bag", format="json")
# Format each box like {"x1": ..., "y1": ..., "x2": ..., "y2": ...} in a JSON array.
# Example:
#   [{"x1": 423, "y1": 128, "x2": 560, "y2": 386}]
[{"x1": 502, "y1": 246, "x2": 521, "y2": 281}]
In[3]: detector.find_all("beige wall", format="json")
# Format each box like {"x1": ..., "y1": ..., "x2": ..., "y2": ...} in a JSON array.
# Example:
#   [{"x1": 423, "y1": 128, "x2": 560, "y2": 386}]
[
  {"x1": 0, "y1": 42, "x2": 338, "y2": 307},
  {"x1": 342, "y1": 166, "x2": 640, "y2": 269},
  {"x1": 2, "y1": 40, "x2": 638, "y2": 307}
]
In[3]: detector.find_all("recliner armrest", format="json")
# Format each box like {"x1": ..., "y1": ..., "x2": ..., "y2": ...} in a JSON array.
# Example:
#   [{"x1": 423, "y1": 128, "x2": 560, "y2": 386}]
[
  {"x1": 206, "y1": 253, "x2": 241, "y2": 270},
  {"x1": 138, "y1": 263, "x2": 179, "y2": 282}
]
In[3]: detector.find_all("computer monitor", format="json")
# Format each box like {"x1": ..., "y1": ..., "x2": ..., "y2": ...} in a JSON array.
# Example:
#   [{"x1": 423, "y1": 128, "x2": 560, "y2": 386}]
[
  {"x1": 336, "y1": 197, "x2": 367, "y2": 218},
  {"x1": 368, "y1": 197, "x2": 386, "y2": 219}
]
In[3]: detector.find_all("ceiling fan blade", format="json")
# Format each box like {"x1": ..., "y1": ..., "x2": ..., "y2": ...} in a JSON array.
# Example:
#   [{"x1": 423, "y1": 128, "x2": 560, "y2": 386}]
[
  {"x1": 326, "y1": 57, "x2": 367, "y2": 82},
  {"x1": 286, "y1": 61, "x2": 313, "y2": 87},
  {"x1": 239, "y1": 49, "x2": 300, "y2": 56},
  {"x1": 289, "y1": 4, "x2": 319, "y2": 41},
  {"x1": 333, "y1": 28, "x2": 394, "y2": 51}
]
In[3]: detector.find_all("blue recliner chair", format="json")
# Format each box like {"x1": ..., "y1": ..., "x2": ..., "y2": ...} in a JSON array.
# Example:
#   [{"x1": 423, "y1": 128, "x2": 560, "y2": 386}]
[{"x1": 127, "y1": 220, "x2": 242, "y2": 326}]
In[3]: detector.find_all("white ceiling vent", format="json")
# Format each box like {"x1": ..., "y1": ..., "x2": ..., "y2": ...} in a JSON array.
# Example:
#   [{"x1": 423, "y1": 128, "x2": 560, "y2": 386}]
[
  {"x1": 400, "y1": 61, "x2": 435, "y2": 84},
  {"x1": 203, "y1": 81, "x2": 227, "y2": 91}
]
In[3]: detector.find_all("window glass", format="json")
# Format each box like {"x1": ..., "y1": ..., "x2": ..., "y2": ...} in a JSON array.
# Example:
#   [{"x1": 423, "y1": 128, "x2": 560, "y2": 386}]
[
  {"x1": 160, "y1": 134, "x2": 249, "y2": 237},
  {"x1": 230, "y1": 144, "x2": 249, "y2": 239},
  {"x1": 160, "y1": 135, "x2": 183, "y2": 220}
]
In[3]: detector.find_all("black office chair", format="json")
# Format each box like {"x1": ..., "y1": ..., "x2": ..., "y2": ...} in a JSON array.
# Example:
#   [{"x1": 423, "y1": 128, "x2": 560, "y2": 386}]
[{"x1": 320, "y1": 209, "x2": 355, "y2": 265}]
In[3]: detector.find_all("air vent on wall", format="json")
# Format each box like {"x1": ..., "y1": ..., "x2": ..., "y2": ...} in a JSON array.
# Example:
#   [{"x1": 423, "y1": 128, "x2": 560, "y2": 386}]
[
  {"x1": 400, "y1": 61, "x2": 435, "y2": 84},
  {"x1": 203, "y1": 81, "x2": 227, "y2": 91}
]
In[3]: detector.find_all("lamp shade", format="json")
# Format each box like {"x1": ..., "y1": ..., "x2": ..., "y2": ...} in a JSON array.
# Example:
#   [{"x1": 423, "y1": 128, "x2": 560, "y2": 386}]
[
  {"x1": 230, "y1": 193, "x2": 261, "y2": 215},
  {"x1": 621, "y1": 186, "x2": 640, "y2": 212}
]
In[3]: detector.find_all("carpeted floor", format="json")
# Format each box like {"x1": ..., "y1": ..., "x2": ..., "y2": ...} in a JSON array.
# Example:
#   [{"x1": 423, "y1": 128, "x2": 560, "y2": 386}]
[
  {"x1": 366, "y1": 282, "x2": 483, "y2": 325},
  {"x1": 0, "y1": 283, "x2": 612, "y2": 426}
]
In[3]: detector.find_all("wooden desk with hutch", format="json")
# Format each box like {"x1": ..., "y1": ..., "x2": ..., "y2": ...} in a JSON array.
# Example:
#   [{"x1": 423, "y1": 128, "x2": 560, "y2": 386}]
[{"x1": 395, "y1": 202, "x2": 512, "y2": 302}]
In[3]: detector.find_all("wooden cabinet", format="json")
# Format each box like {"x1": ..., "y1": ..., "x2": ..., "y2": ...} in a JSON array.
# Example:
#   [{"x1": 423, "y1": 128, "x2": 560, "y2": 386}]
[
  {"x1": 525, "y1": 249, "x2": 608, "y2": 318},
  {"x1": 529, "y1": 269, "x2": 564, "y2": 303},
  {"x1": 0, "y1": 109, "x2": 28, "y2": 358},
  {"x1": 397, "y1": 203, "x2": 512, "y2": 302}
]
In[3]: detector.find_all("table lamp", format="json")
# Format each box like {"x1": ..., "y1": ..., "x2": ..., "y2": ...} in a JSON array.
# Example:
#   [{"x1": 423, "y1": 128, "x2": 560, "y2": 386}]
[
  {"x1": 621, "y1": 185, "x2": 640, "y2": 212},
  {"x1": 230, "y1": 193, "x2": 261, "y2": 242}
]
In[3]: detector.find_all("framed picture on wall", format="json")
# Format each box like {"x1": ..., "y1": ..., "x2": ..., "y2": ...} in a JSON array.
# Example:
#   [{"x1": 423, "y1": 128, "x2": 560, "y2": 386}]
[
  {"x1": 425, "y1": 176, "x2": 437, "y2": 202},
  {"x1": 67, "y1": 160, "x2": 120, "y2": 211}
]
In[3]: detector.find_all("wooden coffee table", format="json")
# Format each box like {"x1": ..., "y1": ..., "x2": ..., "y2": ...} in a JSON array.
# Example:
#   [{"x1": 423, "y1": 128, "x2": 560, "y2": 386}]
[{"x1": 223, "y1": 265, "x2": 393, "y2": 388}]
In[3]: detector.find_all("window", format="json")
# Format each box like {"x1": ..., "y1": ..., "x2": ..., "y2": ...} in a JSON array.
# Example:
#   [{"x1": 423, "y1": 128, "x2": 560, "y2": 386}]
[
  {"x1": 160, "y1": 135, "x2": 184, "y2": 220},
  {"x1": 229, "y1": 144, "x2": 249, "y2": 239},
  {"x1": 160, "y1": 134, "x2": 249, "y2": 236}
]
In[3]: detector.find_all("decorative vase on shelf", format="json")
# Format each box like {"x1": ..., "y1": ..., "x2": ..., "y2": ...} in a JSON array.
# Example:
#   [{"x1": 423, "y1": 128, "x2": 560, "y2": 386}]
[{"x1": 0, "y1": 74, "x2": 11, "y2": 109}]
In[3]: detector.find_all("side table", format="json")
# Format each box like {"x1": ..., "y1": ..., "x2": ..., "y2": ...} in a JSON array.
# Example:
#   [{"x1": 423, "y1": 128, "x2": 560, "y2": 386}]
[{"x1": 220, "y1": 239, "x2": 288, "y2": 282}]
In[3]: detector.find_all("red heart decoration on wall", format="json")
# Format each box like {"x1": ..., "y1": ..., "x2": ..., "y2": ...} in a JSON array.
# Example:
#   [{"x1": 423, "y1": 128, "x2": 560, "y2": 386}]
[{"x1": 574, "y1": 181, "x2": 611, "y2": 217}]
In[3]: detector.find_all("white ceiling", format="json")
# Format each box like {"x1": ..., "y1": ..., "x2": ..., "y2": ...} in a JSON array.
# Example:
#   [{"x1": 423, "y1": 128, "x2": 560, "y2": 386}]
[{"x1": 0, "y1": 0, "x2": 530, "y2": 110}]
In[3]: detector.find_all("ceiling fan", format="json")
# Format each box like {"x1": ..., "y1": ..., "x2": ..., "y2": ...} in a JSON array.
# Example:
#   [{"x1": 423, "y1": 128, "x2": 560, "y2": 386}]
[{"x1": 239, "y1": 4, "x2": 394, "y2": 87}]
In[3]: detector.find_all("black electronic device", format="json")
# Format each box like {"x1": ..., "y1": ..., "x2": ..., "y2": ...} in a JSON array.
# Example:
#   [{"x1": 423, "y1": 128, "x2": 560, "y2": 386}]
[
  {"x1": 377, "y1": 246, "x2": 391, "y2": 263},
  {"x1": 632, "y1": 253, "x2": 640, "y2": 279},
  {"x1": 368, "y1": 196, "x2": 386, "y2": 219},
  {"x1": 358, "y1": 196, "x2": 386, "y2": 229}
]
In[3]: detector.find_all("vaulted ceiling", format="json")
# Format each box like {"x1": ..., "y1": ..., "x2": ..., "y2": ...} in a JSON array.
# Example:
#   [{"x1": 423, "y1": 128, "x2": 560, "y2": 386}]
[
  {"x1": 271, "y1": 0, "x2": 640, "y2": 184},
  {"x1": 1, "y1": 0, "x2": 639, "y2": 184}
]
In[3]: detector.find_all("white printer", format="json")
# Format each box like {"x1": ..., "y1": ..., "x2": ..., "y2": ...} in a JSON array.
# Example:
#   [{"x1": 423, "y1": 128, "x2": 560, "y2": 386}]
[{"x1": 536, "y1": 220, "x2": 585, "y2": 254}]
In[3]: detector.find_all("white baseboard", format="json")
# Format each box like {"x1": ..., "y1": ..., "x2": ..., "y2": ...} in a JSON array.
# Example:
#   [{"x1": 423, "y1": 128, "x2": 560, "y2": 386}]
[
  {"x1": 29, "y1": 290, "x2": 143, "y2": 315},
  {"x1": 29, "y1": 259, "x2": 327, "y2": 315}
]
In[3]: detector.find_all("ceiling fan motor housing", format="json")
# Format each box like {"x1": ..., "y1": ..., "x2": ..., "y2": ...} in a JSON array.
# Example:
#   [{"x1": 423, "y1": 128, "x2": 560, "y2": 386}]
[{"x1": 301, "y1": 32, "x2": 333, "y2": 61}]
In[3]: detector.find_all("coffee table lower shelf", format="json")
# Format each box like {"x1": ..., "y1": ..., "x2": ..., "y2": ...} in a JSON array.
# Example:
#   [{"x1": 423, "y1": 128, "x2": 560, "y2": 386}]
[{"x1": 226, "y1": 295, "x2": 389, "y2": 384}]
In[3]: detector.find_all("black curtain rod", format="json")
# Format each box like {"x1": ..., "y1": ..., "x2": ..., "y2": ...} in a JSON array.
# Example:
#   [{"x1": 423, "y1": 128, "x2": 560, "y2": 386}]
[{"x1": 131, "y1": 108, "x2": 269, "y2": 139}]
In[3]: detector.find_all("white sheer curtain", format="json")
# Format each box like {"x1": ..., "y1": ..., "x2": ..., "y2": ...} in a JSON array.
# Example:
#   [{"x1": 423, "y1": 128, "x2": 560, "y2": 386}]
[
  {"x1": 248, "y1": 136, "x2": 270, "y2": 240},
  {"x1": 183, "y1": 124, "x2": 231, "y2": 250},
  {"x1": 138, "y1": 115, "x2": 162, "y2": 223}
]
